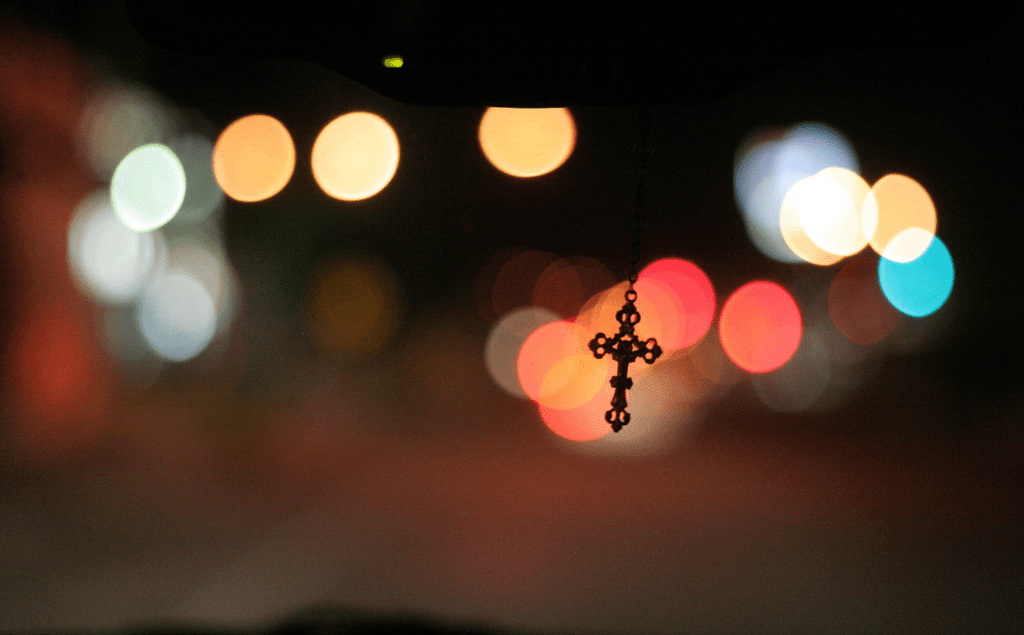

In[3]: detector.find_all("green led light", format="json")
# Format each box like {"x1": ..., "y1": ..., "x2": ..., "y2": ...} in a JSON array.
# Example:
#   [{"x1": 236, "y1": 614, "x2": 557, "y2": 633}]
[{"x1": 383, "y1": 56, "x2": 403, "y2": 68}]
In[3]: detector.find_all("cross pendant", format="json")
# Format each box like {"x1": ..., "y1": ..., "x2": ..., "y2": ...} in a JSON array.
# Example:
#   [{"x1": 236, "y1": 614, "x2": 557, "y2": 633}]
[{"x1": 588, "y1": 289, "x2": 663, "y2": 432}]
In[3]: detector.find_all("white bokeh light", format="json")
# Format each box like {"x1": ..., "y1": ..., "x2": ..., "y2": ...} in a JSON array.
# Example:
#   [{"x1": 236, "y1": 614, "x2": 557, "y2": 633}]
[
  {"x1": 168, "y1": 134, "x2": 225, "y2": 225},
  {"x1": 752, "y1": 328, "x2": 831, "y2": 412},
  {"x1": 111, "y1": 143, "x2": 187, "y2": 231},
  {"x1": 160, "y1": 230, "x2": 239, "y2": 338},
  {"x1": 136, "y1": 272, "x2": 217, "y2": 362},
  {"x1": 67, "y1": 191, "x2": 161, "y2": 304},
  {"x1": 76, "y1": 84, "x2": 175, "y2": 181},
  {"x1": 485, "y1": 306, "x2": 561, "y2": 398},
  {"x1": 734, "y1": 123, "x2": 859, "y2": 262}
]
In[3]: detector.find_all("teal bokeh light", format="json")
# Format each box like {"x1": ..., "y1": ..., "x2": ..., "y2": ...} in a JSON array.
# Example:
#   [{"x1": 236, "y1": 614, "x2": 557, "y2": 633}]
[
  {"x1": 111, "y1": 143, "x2": 186, "y2": 232},
  {"x1": 878, "y1": 236, "x2": 954, "y2": 317}
]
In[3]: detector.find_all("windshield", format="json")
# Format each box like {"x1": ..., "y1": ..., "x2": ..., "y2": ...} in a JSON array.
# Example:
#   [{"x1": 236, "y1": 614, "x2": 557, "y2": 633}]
[{"x1": 0, "y1": 3, "x2": 1020, "y2": 634}]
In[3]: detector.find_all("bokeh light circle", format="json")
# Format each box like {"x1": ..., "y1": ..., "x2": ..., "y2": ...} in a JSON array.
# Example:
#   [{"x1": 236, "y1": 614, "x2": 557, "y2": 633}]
[
  {"x1": 76, "y1": 85, "x2": 173, "y2": 180},
  {"x1": 828, "y1": 255, "x2": 901, "y2": 344},
  {"x1": 516, "y1": 320, "x2": 579, "y2": 406},
  {"x1": 212, "y1": 114, "x2": 295, "y2": 202},
  {"x1": 878, "y1": 236, "x2": 954, "y2": 317},
  {"x1": 162, "y1": 234, "x2": 233, "y2": 322},
  {"x1": 688, "y1": 324, "x2": 743, "y2": 390},
  {"x1": 478, "y1": 107, "x2": 576, "y2": 177},
  {"x1": 719, "y1": 281, "x2": 802, "y2": 373},
  {"x1": 538, "y1": 386, "x2": 614, "y2": 442},
  {"x1": 532, "y1": 257, "x2": 617, "y2": 320},
  {"x1": 862, "y1": 174, "x2": 937, "y2": 263},
  {"x1": 306, "y1": 255, "x2": 402, "y2": 356},
  {"x1": 100, "y1": 306, "x2": 165, "y2": 383},
  {"x1": 798, "y1": 167, "x2": 871, "y2": 257},
  {"x1": 546, "y1": 359, "x2": 700, "y2": 455},
  {"x1": 311, "y1": 112, "x2": 400, "y2": 200},
  {"x1": 136, "y1": 272, "x2": 218, "y2": 362},
  {"x1": 575, "y1": 280, "x2": 678, "y2": 354},
  {"x1": 575, "y1": 281, "x2": 628, "y2": 335},
  {"x1": 67, "y1": 191, "x2": 159, "y2": 304},
  {"x1": 168, "y1": 134, "x2": 225, "y2": 225},
  {"x1": 110, "y1": 144, "x2": 186, "y2": 231},
  {"x1": 638, "y1": 258, "x2": 716, "y2": 348},
  {"x1": 488, "y1": 249, "x2": 560, "y2": 320},
  {"x1": 485, "y1": 306, "x2": 561, "y2": 398},
  {"x1": 516, "y1": 320, "x2": 609, "y2": 409},
  {"x1": 780, "y1": 176, "x2": 845, "y2": 266},
  {"x1": 734, "y1": 123, "x2": 859, "y2": 263},
  {"x1": 751, "y1": 329, "x2": 830, "y2": 412}
]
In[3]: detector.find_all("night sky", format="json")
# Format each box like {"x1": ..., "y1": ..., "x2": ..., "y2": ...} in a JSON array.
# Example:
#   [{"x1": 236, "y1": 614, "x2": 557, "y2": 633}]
[{"x1": 0, "y1": 2, "x2": 1021, "y2": 634}]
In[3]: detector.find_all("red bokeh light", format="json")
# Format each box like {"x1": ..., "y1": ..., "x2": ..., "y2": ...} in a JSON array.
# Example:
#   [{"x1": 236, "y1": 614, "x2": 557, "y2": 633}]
[
  {"x1": 532, "y1": 256, "x2": 616, "y2": 319},
  {"x1": 639, "y1": 258, "x2": 716, "y2": 349},
  {"x1": 719, "y1": 281, "x2": 802, "y2": 373},
  {"x1": 5, "y1": 306, "x2": 112, "y2": 460},
  {"x1": 828, "y1": 255, "x2": 901, "y2": 344},
  {"x1": 490, "y1": 250, "x2": 559, "y2": 319}
]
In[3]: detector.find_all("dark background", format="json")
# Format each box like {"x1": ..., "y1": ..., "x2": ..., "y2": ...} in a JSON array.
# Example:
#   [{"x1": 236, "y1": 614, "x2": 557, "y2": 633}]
[{"x1": 0, "y1": 2, "x2": 1021, "y2": 634}]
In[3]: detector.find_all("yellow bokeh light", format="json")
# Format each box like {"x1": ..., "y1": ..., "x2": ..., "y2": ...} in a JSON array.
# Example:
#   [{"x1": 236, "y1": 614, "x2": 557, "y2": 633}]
[
  {"x1": 311, "y1": 112, "x2": 400, "y2": 201},
  {"x1": 478, "y1": 107, "x2": 576, "y2": 177},
  {"x1": 779, "y1": 177, "x2": 845, "y2": 266},
  {"x1": 212, "y1": 114, "x2": 295, "y2": 202},
  {"x1": 862, "y1": 174, "x2": 937, "y2": 263},
  {"x1": 306, "y1": 256, "x2": 401, "y2": 356}
]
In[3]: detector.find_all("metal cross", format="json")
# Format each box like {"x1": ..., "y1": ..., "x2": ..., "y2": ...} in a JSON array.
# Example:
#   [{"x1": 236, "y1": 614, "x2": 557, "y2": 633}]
[{"x1": 588, "y1": 289, "x2": 662, "y2": 432}]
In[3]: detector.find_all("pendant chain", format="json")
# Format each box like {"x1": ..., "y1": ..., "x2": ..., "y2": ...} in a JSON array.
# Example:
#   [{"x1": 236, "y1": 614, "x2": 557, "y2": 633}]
[
  {"x1": 628, "y1": 106, "x2": 651, "y2": 286},
  {"x1": 585, "y1": 106, "x2": 662, "y2": 432}
]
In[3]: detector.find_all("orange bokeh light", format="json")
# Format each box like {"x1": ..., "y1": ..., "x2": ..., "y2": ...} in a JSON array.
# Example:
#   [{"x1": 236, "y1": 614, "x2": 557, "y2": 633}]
[
  {"x1": 311, "y1": 112, "x2": 400, "y2": 201},
  {"x1": 538, "y1": 385, "x2": 614, "y2": 442},
  {"x1": 719, "y1": 281, "x2": 802, "y2": 373},
  {"x1": 575, "y1": 280, "x2": 675, "y2": 352},
  {"x1": 516, "y1": 320, "x2": 610, "y2": 409},
  {"x1": 575, "y1": 281, "x2": 628, "y2": 334},
  {"x1": 862, "y1": 174, "x2": 937, "y2": 263},
  {"x1": 478, "y1": 107, "x2": 576, "y2": 177},
  {"x1": 212, "y1": 114, "x2": 295, "y2": 202}
]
